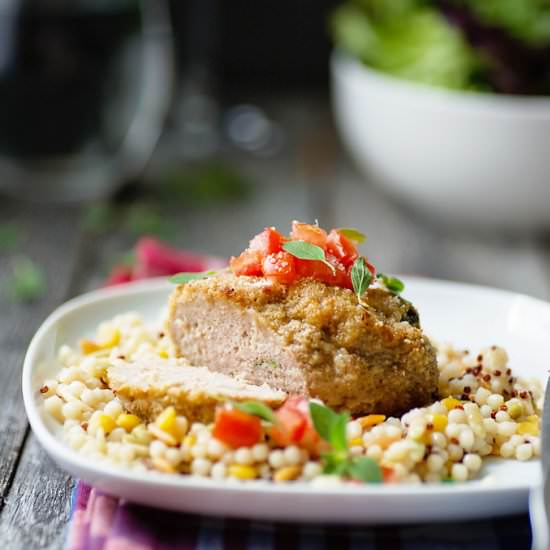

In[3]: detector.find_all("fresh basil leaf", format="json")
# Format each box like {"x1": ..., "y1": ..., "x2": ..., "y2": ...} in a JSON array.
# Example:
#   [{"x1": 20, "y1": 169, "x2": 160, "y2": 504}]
[
  {"x1": 329, "y1": 412, "x2": 350, "y2": 452},
  {"x1": 378, "y1": 273, "x2": 405, "y2": 294},
  {"x1": 169, "y1": 271, "x2": 217, "y2": 284},
  {"x1": 283, "y1": 241, "x2": 336, "y2": 274},
  {"x1": 337, "y1": 228, "x2": 366, "y2": 244},
  {"x1": 233, "y1": 401, "x2": 276, "y2": 423},
  {"x1": 348, "y1": 456, "x2": 382, "y2": 483},
  {"x1": 351, "y1": 257, "x2": 373, "y2": 304},
  {"x1": 309, "y1": 402, "x2": 335, "y2": 442},
  {"x1": 322, "y1": 456, "x2": 350, "y2": 476}
]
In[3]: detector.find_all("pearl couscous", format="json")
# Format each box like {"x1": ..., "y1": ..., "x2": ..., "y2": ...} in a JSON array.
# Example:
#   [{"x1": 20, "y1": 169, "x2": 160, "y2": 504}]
[{"x1": 41, "y1": 312, "x2": 543, "y2": 484}]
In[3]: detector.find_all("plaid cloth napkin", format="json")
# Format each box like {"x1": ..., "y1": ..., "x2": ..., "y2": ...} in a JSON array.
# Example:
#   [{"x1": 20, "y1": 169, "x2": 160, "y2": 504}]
[
  {"x1": 65, "y1": 238, "x2": 533, "y2": 549},
  {"x1": 67, "y1": 481, "x2": 531, "y2": 550}
]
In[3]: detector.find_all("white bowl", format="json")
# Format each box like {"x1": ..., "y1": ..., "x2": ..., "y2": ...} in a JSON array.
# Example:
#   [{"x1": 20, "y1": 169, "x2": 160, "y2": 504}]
[{"x1": 331, "y1": 52, "x2": 550, "y2": 229}]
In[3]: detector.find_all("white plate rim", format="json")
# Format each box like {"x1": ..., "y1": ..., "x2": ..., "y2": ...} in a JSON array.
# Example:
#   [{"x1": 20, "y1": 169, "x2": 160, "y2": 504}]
[{"x1": 22, "y1": 276, "x2": 547, "y2": 522}]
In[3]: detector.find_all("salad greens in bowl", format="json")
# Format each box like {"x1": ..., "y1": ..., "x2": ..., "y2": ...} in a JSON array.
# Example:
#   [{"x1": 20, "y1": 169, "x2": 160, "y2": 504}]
[
  {"x1": 330, "y1": 0, "x2": 550, "y2": 229},
  {"x1": 331, "y1": 0, "x2": 550, "y2": 96}
]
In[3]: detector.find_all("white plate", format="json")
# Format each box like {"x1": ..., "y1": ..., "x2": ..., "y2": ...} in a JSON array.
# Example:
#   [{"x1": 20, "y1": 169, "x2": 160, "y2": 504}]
[{"x1": 23, "y1": 277, "x2": 549, "y2": 524}]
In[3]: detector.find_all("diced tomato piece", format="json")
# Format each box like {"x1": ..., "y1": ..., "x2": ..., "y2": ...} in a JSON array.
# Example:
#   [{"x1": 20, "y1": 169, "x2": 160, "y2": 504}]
[
  {"x1": 230, "y1": 249, "x2": 263, "y2": 276},
  {"x1": 290, "y1": 221, "x2": 327, "y2": 248},
  {"x1": 295, "y1": 255, "x2": 352, "y2": 290},
  {"x1": 382, "y1": 466, "x2": 396, "y2": 483},
  {"x1": 366, "y1": 260, "x2": 376, "y2": 277},
  {"x1": 326, "y1": 230, "x2": 358, "y2": 268},
  {"x1": 271, "y1": 396, "x2": 325, "y2": 456},
  {"x1": 262, "y1": 251, "x2": 296, "y2": 284},
  {"x1": 212, "y1": 408, "x2": 262, "y2": 448},
  {"x1": 249, "y1": 227, "x2": 284, "y2": 257}
]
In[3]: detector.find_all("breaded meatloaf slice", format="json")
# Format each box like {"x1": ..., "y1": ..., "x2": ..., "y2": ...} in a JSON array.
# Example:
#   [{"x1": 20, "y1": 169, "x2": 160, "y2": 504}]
[
  {"x1": 167, "y1": 273, "x2": 438, "y2": 416},
  {"x1": 107, "y1": 357, "x2": 286, "y2": 423}
]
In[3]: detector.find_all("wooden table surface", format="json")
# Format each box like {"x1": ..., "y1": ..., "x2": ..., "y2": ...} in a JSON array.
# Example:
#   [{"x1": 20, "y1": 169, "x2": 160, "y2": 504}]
[{"x1": 1, "y1": 97, "x2": 549, "y2": 548}]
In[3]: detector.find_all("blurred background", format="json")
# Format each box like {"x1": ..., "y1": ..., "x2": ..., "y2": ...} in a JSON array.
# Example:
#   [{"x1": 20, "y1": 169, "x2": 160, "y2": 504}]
[{"x1": 1, "y1": 0, "x2": 550, "y2": 305}]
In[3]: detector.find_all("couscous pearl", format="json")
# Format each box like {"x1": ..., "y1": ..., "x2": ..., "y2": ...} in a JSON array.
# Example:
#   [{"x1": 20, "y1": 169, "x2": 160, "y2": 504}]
[
  {"x1": 480, "y1": 405, "x2": 492, "y2": 418},
  {"x1": 251, "y1": 444, "x2": 269, "y2": 463},
  {"x1": 259, "y1": 464, "x2": 272, "y2": 479},
  {"x1": 222, "y1": 451, "x2": 234, "y2": 465},
  {"x1": 197, "y1": 431, "x2": 211, "y2": 445},
  {"x1": 104, "y1": 400, "x2": 123, "y2": 418},
  {"x1": 191, "y1": 443, "x2": 208, "y2": 459},
  {"x1": 487, "y1": 394, "x2": 504, "y2": 409},
  {"x1": 191, "y1": 423, "x2": 206, "y2": 434},
  {"x1": 165, "y1": 448, "x2": 182, "y2": 466},
  {"x1": 482, "y1": 418, "x2": 497, "y2": 434},
  {"x1": 495, "y1": 410, "x2": 510, "y2": 423},
  {"x1": 350, "y1": 446, "x2": 363, "y2": 456},
  {"x1": 68, "y1": 381, "x2": 87, "y2": 398},
  {"x1": 234, "y1": 448, "x2": 253, "y2": 465},
  {"x1": 303, "y1": 461, "x2": 322, "y2": 480},
  {"x1": 44, "y1": 395, "x2": 64, "y2": 422},
  {"x1": 499, "y1": 442, "x2": 515, "y2": 458},
  {"x1": 459, "y1": 428, "x2": 474, "y2": 451},
  {"x1": 346, "y1": 421, "x2": 362, "y2": 440},
  {"x1": 207, "y1": 439, "x2": 225, "y2": 460},
  {"x1": 448, "y1": 409, "x2": 466, "y2": 424},
  {"x1": 497, "y1": 422, "x2": 517, "y2": 438},
  {"x1": 430, "y1": 433, "x2": 447, "y2": 448},
  {"x1": 268, "y1": 450, "x2": 286, "y2": 469},
  {"x1": 427, "y1": 454, "x2": 444, "y2": 473},
  {"x1": 445, "y1": 424, "x2": 461, "y2": 439},
  {"x1": 191, "y1": 458, "x2": 212, "y2": 476},
  {"x1": 211, "y1": 462, "x2": 226, "y2": 480},
  {"x1": 366, "y1": 445, "x2": 383, "y2": 461},
  {"x1": 448, "y1": 444, "x2": 463, "y2": 462},
  {"x1": 515, "y1": 444, "x2": 533, "y2": 461},
  {"x1": 451, "y1": 463, "x2": 469, "y2": 482},
  {"x1": 424, "y1": 472, "x2": 442, "y2": 484},
  {"x1": 475, "y1": 387, "x2": 491, "y2": 405},
  {"x1": 463, "y1": 454, "x2": 482, "y2": 473},
  {"x1": 149, "y1": 440, "x2": 166, "y2": 458},
  {"x1": 62, "y1": 401, "x2": 85, "y2": 421},
  {"x1": 533, "y1": 439, "x2": 541, "y2": 457},
  {"x1": 283, "y1": 445, "x2": 302, "y2": 466}
]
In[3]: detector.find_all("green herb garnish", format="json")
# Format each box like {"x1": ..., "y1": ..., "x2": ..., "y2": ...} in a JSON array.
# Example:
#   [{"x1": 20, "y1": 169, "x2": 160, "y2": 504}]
[
  {"x1": 309, "y1": 402, "x2": 382, "y2": 483},
  {"x1": 337, "y1": 228, "x2": 366, "y2": 244},
  {"x1": 233, "y1": 401, "x2": 276, "y2": 423},
  {"x1": 0, "y1": 222, "x2": 24, "y2": 253},
  {"x1": 8, "y1": 256, "x2": 47, "y2": 303},
  {"x1": 82, "y1": 204, "x2": 117, "y2": 234},
  {"x1": 378, "y1": 273, "x2": 405, "y2": 295},
  {"x1": 351, "y1": 257, "x2": 373, "y2": 306},
  {"x1": 169, "y1": 271, "x2": 217, "y2": 284},
  {"x1": 282, "y1": 241, "x2": 336, "y2": 274}
]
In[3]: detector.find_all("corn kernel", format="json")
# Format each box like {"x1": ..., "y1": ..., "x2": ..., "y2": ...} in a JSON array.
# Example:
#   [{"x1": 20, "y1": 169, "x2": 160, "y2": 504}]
[
  {"x1": 228, "y1": 464, "x2": 257, "y2": 480},
  {"x1": 183, "y1": 434, "x2": 197, "y2": 448},
  {"x1": 358, "y1": 415, "x2": 386, "y2": 429},
  {"x1": 80, "y1": 339, "x2": 100, "y2": 355},
  {"x1": 117, "y1": 414, "x2": 141, "y2": 432},
  {"x1": 159, "y1": 350, "x2": 169, "y2": 359},
  {"x1": 432, "y1": 415, "x2": 448, "y2": 432},
  {"x1": 98, "y1": 328, "x2": 120, "y2": 349},
  {"x1": 507, "y1": 403, "x2": 522, "y2": 420},
  {"x1": 528, "y1": 415, "x2": 539, "y2": 423},
  {"x1": 442, "y1": 398, "x2": 462, "y2": 411},
  {"x1": 350, "y1": 438, "x2": 363, "y2": 447},
  {"x1": 517, "y1": 422, "x2": 539, "y2": 436},
  {"x1": 98, "y1": 414, "x2": 117, "y2": 434},
  {"x1": 157, "y1": 406, "x2": 177, "y2": 432},
  {"x1": 273, "y1": 465, "x2": 302, "y2": 482}
]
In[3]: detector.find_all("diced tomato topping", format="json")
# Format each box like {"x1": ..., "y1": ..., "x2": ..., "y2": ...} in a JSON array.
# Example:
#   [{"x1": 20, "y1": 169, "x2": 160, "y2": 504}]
[
  {"x1": 212, "y1": 407, "x2": 262, "y2": 448},
  {"x1": 290, "y1": 221, "x2": 327, "y2": 249},
  {"x1": 262, "y1": 251, "x2": 296, "y2": 284},
  {"x1": 326, "y1": 230, "x2": 358, "y2": 268},
  {"x1": 382, "y1": 466, "x2": 396, "y2": 483},
  {"x1": 294, "y1": 255, "x2": 352, "y2": 289},
  {"x1": 249, "y1": 227, "x2": 284, "y2": 257},
  {"x1": 230, "y1": 249, "x2": 263, "y2": 276},
  {"x1": 271, "y1": 396, "x2": 325, "y2": 456},
  {"x1": 229, "y1": 222, "x2": 372, "y2": 291}
]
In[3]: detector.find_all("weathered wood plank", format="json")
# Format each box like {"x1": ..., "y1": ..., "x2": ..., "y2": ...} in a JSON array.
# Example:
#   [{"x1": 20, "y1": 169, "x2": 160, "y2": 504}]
[{"x1": 0, "y1": 202, "x2": 83, "y2": 548}]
